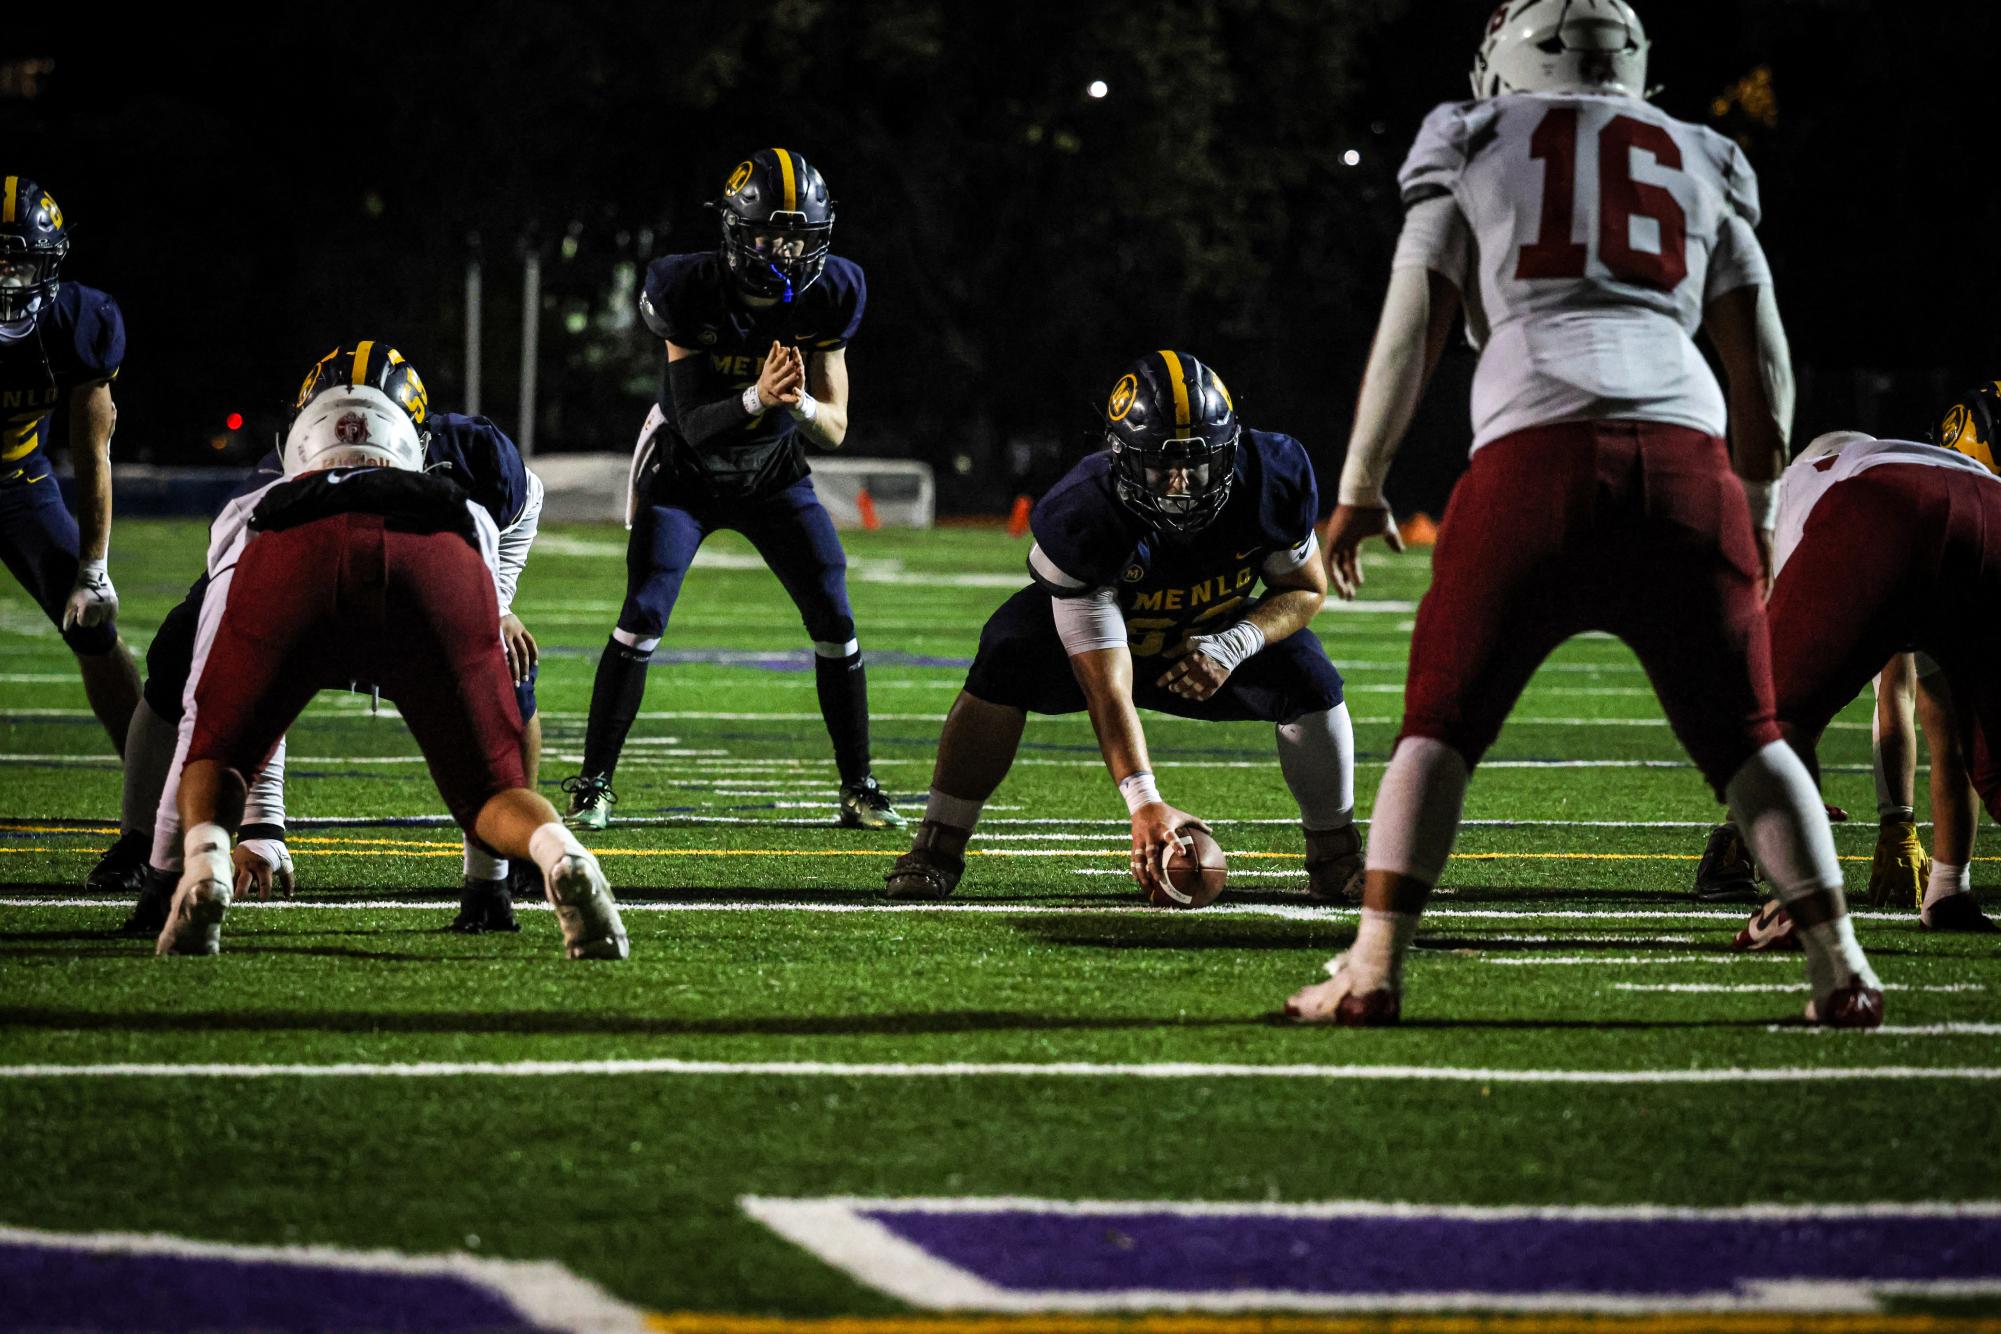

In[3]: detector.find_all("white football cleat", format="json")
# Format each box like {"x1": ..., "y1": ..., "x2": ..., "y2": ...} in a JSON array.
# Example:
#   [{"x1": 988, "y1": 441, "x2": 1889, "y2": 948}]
[
  {"x1": 1284, "y1": 953, "x2": 1401, "y2": 1027},
  {"x1": 155, "y1": 851, "x2": 233, "y2": 957},
  {"x1": 544, "y1": 850, "x2": 629, "y2": 960}
]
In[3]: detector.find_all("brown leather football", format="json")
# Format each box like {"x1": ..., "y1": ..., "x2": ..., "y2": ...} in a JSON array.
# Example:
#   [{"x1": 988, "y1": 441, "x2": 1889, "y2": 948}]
[{"x1": 1146, "y1": 827, "x2": 1227, "y2": 909}]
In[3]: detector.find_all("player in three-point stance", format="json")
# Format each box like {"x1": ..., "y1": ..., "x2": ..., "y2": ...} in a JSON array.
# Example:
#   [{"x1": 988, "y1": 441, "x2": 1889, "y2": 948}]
[
  {"x1": 1286, "y1": 0, "x2": 1884, "y2": 1026},
  {"x1": 107, "y1": 345, "x2": 548, "y2": 937},
  {"x1": 155, "y1": 376, "x2": 622, "y2": 960},
  {"x1": 0, "y1": 175, "x2": 142, "y2": 766},
  {"x1": 886, "y1": 352, "x2": 1361, "y2": 904},
  {"x1": 1736, "y1": 394, "x2": 2001, "y2": 947},
  {"x1": 563, "y1": 148, "x2": 901, "y2": 832}
]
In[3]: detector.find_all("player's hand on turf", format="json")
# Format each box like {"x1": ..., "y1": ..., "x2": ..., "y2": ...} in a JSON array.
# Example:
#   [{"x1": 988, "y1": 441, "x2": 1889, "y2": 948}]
[
  {"x1": 1156, "y1": 645, "x2": 1230, "y2": 702},
  {"x1": 232, "y1": 839, "x2": 295, "y2": 901},
  {"x1": 1867, "y1": 820, "x2": 1929, "y2": 910},
  {"x1": 500, "y1": 614, "x2": 539, "y2": 684},
  {"x1": 757, "y1": 340, "x2": 805, "y2": 409},
  {"x1": 1319, "y1": 503, "x2": 1404, "y2": 601},
  {"x1": 62, "y1": 561, "x2": 118, "y2": 631},
  {"x1": 1128, "y1": 802, "x2": 1211, "y2": 898}
]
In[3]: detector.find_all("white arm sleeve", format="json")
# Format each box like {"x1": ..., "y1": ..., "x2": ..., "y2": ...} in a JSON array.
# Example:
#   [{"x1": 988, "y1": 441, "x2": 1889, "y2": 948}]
[
  {"x1": 1390, "y1": 194, "x2": 1470, "y2": 282},
  {"x1": 1051, "y1": 586, "x2": 1128, "y2": 656},
  {"x1": 1338, "y1": 259, "x2": 1448, "y2": 508},
  {"x1": 1261, "y1": 533, "x2": 1318, "y2": 580},
  {"x1": 1751, "y1": 280, "x2": 1795, "y2": 451},
  {"x1": 243, "y1": 736, "x2": 288, "y2": 829},
  {"x1": 492, "y1": 469, "x2": 543, "y2": 617}
]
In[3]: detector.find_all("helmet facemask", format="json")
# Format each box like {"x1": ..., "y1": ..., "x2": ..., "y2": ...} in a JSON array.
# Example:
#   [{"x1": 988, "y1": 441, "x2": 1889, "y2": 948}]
[
  {"x1": 0, "y1": 230, "x2": 66, "y2": 323},
  {"x1": 720, "y1": 210, "x2": 833, "y2": 304},
  {"x1": 1112, "y1": 427, "x2": 1239, "y2": 534},
  {"x1": 1471, "y1": 0, "x2": 1650, "y2": 100}
]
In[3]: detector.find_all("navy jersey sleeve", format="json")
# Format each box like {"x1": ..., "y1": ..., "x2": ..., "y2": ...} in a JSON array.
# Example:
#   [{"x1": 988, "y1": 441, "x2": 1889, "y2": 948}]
[
  {"x1": 57, "y1": 284, "x2": 126, "y2": 386},
  {"x1": 425, "y1": 413, "x2": 529, "y2": 528},
  {"x1": 1250, "y1": 431, "x2": 1318, "y2": 551},
  {"x1": 806, "y1": 258, "x2": 866, "y2": 351},
  {"x1": 1028, "y1": 455, "x2": 1139, "y2": 593},
  {"x1": 639, "y1": 254, "x2": 706, "y2": 344}
]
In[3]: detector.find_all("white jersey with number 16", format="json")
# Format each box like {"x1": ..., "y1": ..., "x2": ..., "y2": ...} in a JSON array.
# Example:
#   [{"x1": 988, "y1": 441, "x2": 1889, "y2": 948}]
[{"x1": 1400, "y1": 91, "x2": 1771, "y2": 451}]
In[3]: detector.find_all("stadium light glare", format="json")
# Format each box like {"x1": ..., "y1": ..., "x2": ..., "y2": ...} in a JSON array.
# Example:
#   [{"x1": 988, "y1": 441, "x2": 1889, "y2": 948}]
[
  {"x1": 1087, "y1": 80, "x2": 1109, "y2": 99},
  {"x1": 225, "y1": 412, "x2": 244, "y2": 431},
  {"x1": 1342, "y1": 149, "x2": 1362, "y2": 167}
]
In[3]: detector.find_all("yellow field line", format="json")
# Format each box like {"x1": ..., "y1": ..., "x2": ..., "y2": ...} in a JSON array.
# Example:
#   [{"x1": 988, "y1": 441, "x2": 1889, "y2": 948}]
[{"x1": 644, "y1": 1312, "x2": 2001, "y2": 1334}]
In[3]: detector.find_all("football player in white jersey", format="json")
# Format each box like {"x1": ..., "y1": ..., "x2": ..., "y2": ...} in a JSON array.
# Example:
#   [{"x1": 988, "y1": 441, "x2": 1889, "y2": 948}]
[
  {"x1": 1287, "y1": 0, "x2": 1884, "y2": 1027},
  {"x1": 1735, "y1": 390, "x2": 2001, "y2": 946}
]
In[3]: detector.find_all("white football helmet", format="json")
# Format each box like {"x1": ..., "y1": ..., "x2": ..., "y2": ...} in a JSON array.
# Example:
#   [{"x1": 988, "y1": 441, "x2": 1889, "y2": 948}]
[
  {"x1": 1471, "y1": 0, "x2": 1650, "y2": 100},
  {"x1": 282, "y1": 386, "x2": 424, "y2": 477}
]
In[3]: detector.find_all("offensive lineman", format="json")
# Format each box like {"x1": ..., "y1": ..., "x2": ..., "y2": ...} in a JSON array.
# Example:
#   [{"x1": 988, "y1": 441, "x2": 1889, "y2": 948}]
[
  {"x1": 563, "y1": 148, "x2": 901, "y2": 832},
  {"x1": 0, "y1": 175, "x2": 141, "y2": 756},
  {"x1": 1286, "y1": 0, "x2": 1884, "y2": 1027},
  {"x1": 885, "y1": 352, "x2": 1361, "y2": 903},
  {"x1": 112, "y1": 345, "x2": 546, "y2": 936},
  {"x1": 155, "y1": 377, "x2": 621, "y2": 959}
]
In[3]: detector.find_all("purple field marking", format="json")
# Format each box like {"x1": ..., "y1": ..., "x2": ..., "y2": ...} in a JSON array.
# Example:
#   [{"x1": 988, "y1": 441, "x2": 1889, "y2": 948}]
[
  {"x1": 0, "y1": 1242, "x2": 540, "y2": 1331},
  {"x1": 858, "y1": 1204, "x2": 2001, "y2": 1301}
]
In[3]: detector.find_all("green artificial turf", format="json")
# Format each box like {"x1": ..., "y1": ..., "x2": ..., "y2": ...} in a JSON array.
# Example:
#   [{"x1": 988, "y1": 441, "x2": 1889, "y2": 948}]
[{"x1": 1, "y1": 517, "x2": 1998, "y2": 1321}]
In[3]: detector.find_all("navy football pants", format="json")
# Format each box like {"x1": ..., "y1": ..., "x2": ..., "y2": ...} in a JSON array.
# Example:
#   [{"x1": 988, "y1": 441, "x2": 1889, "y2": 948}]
[{"x1": 0, "y1": 461, "x2": 117, "y2": 655}]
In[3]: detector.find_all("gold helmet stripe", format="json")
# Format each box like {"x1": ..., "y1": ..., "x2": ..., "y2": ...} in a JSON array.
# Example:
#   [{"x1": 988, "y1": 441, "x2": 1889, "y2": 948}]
[
  {"x1": 1158, "y1": 350, "x2": 1192, "y2": 429},
  {"x1": 352, "y1": 341, "x2": 375, "y2": 387},
  {"x1": 774, "y1": 149, "x2": 798, "y2": 212},
  {"x1": 1, "y1": 177, "x2": 15, "y2": 225}
]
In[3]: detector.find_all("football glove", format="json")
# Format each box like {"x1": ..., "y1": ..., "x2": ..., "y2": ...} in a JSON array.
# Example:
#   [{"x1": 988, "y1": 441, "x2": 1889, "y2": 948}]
[
  {"x1": 1866, "y1": 819, "x2": 1929, "y2": 910},
  {"x1": 62, "y1": 559, "x2": 117, "y2": 631}
]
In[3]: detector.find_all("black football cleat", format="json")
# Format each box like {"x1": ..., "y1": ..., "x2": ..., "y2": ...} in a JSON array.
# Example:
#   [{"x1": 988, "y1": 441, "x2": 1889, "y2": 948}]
[
  {"x1": 1303, "y1": 824, "x2": 1364, "y2": 903},
  {"x1": 839, "y1": 775, "x2": 906, "y2": 830},
  {"x1": 115, "y1": 867, "x2": 176, "y2": 937},
  {"x1": 1922, "y1": 894, "x2": 2000, "y2": 934},
  {"x1": 449, "y1": 876, "x2": 520, "y2": 934},
  {"x1": 86, "y1": 830, "x2": 152, "y2": 897},
  {"x1": 885, "y1": 822, "x2": 965, "y2": 899},
  {"x1": 1693, "y1": 822, "x2": 1760, "y2": 903}
]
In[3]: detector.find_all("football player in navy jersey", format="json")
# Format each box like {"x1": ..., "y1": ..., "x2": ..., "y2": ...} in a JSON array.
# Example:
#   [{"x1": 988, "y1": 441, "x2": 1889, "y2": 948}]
[
  {"x1": 885, "y1": 352, "x2": 1362, "y2": 903},
  {"x1": 0, "y1": 175, "x2": 142, "y2": 759},
  {"x1": 103, "y1": 344, "x2": 547, "y2": 937},
  {"x1": 563, "y1": 148, "x2": 901, "y2": 831}
]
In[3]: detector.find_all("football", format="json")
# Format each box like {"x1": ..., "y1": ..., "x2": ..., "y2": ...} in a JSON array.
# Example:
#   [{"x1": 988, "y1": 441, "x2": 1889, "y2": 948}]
[{"x1": 1145, "y1": 827, "x2": 1227, "y2": 909}]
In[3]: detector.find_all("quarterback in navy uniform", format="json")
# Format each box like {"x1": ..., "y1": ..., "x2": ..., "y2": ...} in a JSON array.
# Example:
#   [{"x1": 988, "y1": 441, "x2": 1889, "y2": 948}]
[
  {"x1": 0, "y1": 175, "x2": 141, "y2": 755},
  {"x1": 105, "y1": 344, "x2": 546, "y2": 937},
  {"x1": 886, "y1": 352, "x2": 1362, "y2": 903},
  {"x1": 563, "y1": 147, "x2": 901, "y2": 831}
]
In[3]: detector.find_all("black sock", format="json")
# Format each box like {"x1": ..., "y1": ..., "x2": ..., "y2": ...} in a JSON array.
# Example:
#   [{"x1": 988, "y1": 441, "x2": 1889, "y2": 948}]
[
  {"x1": 815, "y1": 650, "x2": 871, "y2": 783},
  {"x1": 581, "y1": 638, "x2": 653, "y2": 780}
]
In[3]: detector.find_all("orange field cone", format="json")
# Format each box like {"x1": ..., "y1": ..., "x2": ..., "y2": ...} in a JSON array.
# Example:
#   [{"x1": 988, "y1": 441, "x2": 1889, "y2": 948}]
[
  {"x1": 1398, "y1": 512, "x2": 1440, "y2": 547},
  {"x1": 1007, "y1": 494, "x2": 1033, "y2": 538},
  {"x1": 856, "y1": 487, "x2": 882, "y2": 531}
]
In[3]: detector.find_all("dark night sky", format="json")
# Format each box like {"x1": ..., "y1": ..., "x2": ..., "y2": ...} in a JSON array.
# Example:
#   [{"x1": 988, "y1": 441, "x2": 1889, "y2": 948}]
[{"x1": 8, "y1": 1, "x2": 1998, "y2": 514}]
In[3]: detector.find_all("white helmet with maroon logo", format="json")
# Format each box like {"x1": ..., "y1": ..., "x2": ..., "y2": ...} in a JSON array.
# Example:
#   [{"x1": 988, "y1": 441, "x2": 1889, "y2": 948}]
[
  {"x1": 1471, "y1": 0, "x2": 1649, "y2": 100},
  {"x1": 282, "y1": 386, "x2": 424, "y2": 476}
]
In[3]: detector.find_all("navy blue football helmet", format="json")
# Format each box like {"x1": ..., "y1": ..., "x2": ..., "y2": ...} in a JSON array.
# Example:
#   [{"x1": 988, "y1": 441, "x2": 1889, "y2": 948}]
[
  {"x1": 715, "y1": 148, "x2": 835, "y2": 304},
  {"x1": 292, "y1": 342, "x2": 431, "y2": 435},
  {"x1": 0, "y1": 175, "x2": 69, "y2": 324},
  {"x1": 1104, "y1": 351, "x2": 1240, "y2": 533}
]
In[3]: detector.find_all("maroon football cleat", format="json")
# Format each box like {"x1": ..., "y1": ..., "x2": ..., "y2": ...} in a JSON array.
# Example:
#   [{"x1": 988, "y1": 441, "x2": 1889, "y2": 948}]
[
  {"x1": 1733, "y1": 899, "x2": 1800, "y2": 951},
  {"x1": 1806, "y1": 979, "x2": 1885, "y2": 1029},
  {"x1": 1921, "y1": 894, "x2": 2000, "y2": 934}
]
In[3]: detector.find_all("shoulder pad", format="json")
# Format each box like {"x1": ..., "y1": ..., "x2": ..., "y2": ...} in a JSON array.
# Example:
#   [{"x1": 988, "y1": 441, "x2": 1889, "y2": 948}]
[
  {"x1": 1400, "y1": 101, "x2": 1477, "y2": 208},
  {"x1": 51, "y1": 283, "x2": 126, "y2": 384},
  {"x1": 640, "y1": 253, "x2": 715, "y2": 345},
  {"x1": 1028, "y1": 453, "x2": 1138, "y2": 589},
  {"x1": 1246, "y1": 429, "x2": 1318, "y2": 548},
  {"x1": 807, "y1": 257, "x2": 866, "y2": 349},
  {"x1": 426, "y1": 413, "x2": 529, "y2": 527}
]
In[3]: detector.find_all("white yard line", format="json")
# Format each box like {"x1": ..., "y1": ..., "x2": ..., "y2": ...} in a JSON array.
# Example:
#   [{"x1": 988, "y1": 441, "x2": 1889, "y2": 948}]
[
  {"x1": 1, "y1": 1059, "x2": 1996, "y2": 1083},
  {"x1": 1617, "y1": 983, "x2": 1986, "y2": 994},
  {"x1": 1769, "y1": 1023, "x2": 2001, "y2": 1037}
]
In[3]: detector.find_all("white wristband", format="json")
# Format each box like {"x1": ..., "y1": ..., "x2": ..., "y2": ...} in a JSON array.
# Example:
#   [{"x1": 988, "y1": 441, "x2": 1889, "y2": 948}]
[
  {"x1": 1739, "y1": 478, "x2": 1779, "y2": 530},
  {"x1": 79, "y1": 557, "x2": 108, "y2": 579},
  {"x1": 1119, "y1": 770, "x2": 1162, "y2": 815},
  {"x1": 740, "y1": 384, "x2": 764, "y2": 416},
  {"x1": 788, "y1": 392, "x2": 819, "y2": 424},
  {"x1": 1186, "y1": 620, "x2": 1265, "y2": 675}
]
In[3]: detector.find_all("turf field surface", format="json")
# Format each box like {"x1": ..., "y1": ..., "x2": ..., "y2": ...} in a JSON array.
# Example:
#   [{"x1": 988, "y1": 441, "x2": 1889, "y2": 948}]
[{"x1": 2, "y1": 518, "x2": 1999, "y2": 1332}]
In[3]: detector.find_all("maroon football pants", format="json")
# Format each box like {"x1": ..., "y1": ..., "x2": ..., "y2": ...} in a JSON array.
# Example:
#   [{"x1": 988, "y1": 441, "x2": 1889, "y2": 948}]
[
  {"x1": 188, "y1": 513, "x2": 526, "y2": 831},
  {"x1": 1767, "y1": 462, "x2": 2001, "y2": 820},
  {"x1": 1399, "y1": 419, "x2": 1780, "y2": 795}
]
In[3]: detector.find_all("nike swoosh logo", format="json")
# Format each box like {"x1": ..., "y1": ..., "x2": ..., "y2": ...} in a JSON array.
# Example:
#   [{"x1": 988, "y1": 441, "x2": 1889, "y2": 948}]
[{"x1": 1235, "y1": 549, "x2": 1258, "y2": 560}]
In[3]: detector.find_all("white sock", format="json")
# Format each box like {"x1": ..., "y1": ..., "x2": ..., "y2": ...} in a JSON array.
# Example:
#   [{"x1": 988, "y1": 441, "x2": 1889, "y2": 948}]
[
  {"x1": 1725, "y1": 741, "x2": 1879, "y2": 993},
  {"x1": 924, "y1": 790, "x2": 984, "y2": 831},
  {"x1": 463, "y1": 839, "x2": 507, "y2": 882},
  {"x1": 528, "y1": 822, "x2": 589, "y2": 877},
  {"x1": 1345, "y1": 907, "x2": 1419, "y2": 990},
  {"x1": 121, "y1": 699, "x2": 178, "y2": 837},
  {"x1": 1924, "y1": 861, "x2": 1971, "y2": 911},
  {"x1": 1363, "y1": 736, "x2": 1468, "y2": 884},
  {"x1": 182, "y1": 822, "x2": 231, "y2": 881},
  {"x1": 1278, "y1": 703, "x2": 1355, "y2": 832}
]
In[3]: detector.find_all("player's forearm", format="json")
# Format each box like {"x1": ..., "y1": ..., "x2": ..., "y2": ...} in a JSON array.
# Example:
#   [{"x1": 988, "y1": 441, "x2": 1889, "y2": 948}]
[
  {"x1": 1339, "y1": 267, "x2": 1458, "y2": 506},
  {"x1": 71, "y1": 384, "x2": 117, "y2": 559},
  {"x1": 243, "y1": 736, "x2": 289, "y2": 830},
  {"x1": 1070, "y1": 646, "x2": 1154, "y2": 785},
  {"x1": 790, "y1": 397, "x2": 847, "y2": 449},
  {"x1": 1244, "y1": 587, "x2": 1324, "y2": 646},
  {"x1": 492, "y1": 472, "x2": 543, "y2": 616},
  {"x1": 1706, "y1": 285, "x2": 1791, "y2": 487},
  {"x1": 794, "y1": 349, "x2": 850, "y2": 448},
  {"x1": 664, "y1": 355, "x2": 758, "y2": 447},
  {"x1": 1872, "y1": 655, "x2": 1918, "y2": 815}
]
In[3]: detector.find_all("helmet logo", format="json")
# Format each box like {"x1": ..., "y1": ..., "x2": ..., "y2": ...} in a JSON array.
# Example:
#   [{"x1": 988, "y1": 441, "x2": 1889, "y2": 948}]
[
  {"x1": 1488, "y1": 3, "x2": 1510, "y2": 33},
  {"x1": 1107, "y1": 374, "x2": 1139, "y2": 422},
  {"x1": 1942, "y1": 405, "x2": 1972, "y2": 448},
  {"x1": 334, "y1": 412, "x2": 371, "y2": 446},
  {"x1": 725, "y1": 161, "x2": 755, "y2": 196},
  {"x1": 39, "y1": 195, "x2": 61, "y2": 231}
]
